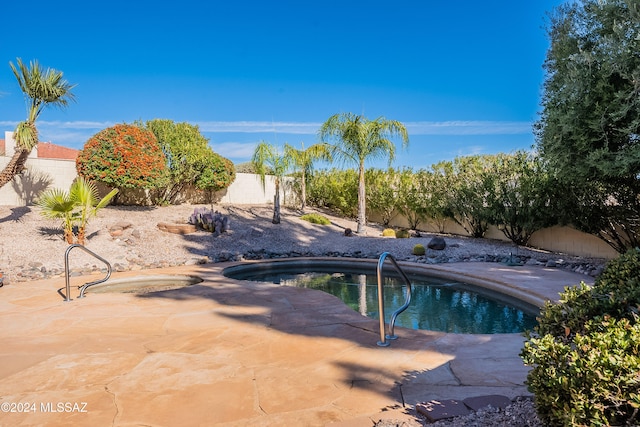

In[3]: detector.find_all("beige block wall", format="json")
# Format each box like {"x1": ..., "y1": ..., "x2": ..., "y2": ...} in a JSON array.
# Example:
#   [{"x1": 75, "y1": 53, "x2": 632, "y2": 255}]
[
  {"x1": 0, "y1": 156, "x2": 77, "y2": 205},
  {"x1": 371, "y1": 211, "x2": 618, "y2": 260}
]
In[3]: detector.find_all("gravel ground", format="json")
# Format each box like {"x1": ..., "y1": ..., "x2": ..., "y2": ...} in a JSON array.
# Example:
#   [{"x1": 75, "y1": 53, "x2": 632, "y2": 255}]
[
  {"x1": 1, "y1": 203, "x2": 600, "y2": 425},
  {"x1": 0, "y1": 203, "x2": 605, "y2": 284}
]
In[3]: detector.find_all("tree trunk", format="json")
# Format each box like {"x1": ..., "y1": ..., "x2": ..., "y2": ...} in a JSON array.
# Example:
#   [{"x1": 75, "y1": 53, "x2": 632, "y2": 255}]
[
  {"x1": 300, "y1": 173, "x2": 307, "y2": 211},
  {"x1": 0, "y1": 148, "x2": 31, "y2": 189},
  {"x1": 64, "y1": 228, "x2": 75, "y2": 245},
  {"x1": 272, "y1": 180, "x2": 281, "y2": 224},
  {"x1": 77, "y1": 226, "x2": 86, "y2": 245},
  {"x1": 357, "y1": 162, "x2": 366, "y2": 234}
]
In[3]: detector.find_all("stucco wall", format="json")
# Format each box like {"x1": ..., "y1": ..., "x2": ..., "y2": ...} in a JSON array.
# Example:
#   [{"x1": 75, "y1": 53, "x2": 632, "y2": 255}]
[{"x1": 369, "y1": 211, "x2": 619, "y2": 260}]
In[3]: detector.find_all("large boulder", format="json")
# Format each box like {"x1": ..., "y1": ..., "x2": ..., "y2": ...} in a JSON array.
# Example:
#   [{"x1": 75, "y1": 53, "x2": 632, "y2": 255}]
[{"x1": 427, "y1": 237, "x2": 446, "y2": 251}]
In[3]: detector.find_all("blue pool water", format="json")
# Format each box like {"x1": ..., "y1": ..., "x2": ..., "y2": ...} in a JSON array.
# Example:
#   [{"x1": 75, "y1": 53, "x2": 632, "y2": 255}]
[{"x1": 224, "y1": 263, "x2": 538, "y2": 334}]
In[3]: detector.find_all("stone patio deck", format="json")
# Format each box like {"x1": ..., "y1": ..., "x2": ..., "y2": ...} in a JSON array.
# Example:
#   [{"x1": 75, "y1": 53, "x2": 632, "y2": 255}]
[{"x1": 0, "y1": 261, "x2": 593, "y2": 426}]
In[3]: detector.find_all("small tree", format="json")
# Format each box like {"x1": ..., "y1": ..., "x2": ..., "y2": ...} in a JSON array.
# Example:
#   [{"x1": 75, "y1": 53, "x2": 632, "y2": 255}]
[
  {"x1": 488, "y1": 151, "x2": 558, "y2": 245},
  {"x1": 37, "y1": 177, "x2": 118, "y2": 244},
  {"x1": 395, "y1": 167, "x2": 428, "y2": 230},
  {"x1": 142, "y1": 119, "x2": 235, "y2": 204},
  {"x1": 251, "y1": 141, "x2": 292, "y2": 224},
  {"x1": 284, "y1": 142, "x2": 332, "y2": 211},
  {"x1": 434, "y1": 156, "x2": 495, "y2": 238},
  {"x1": 76, "y1": 124, "x2": 168, "y2": 193},
  {"x1": 365, "y1": 168, "x2": 398, "y2": 226},
  {"x1": 306, "y1": 168, "x2": 358, "y2": 218},
  {"x1": 196, "y1": 151, "x2": 236, "y2": 205}
]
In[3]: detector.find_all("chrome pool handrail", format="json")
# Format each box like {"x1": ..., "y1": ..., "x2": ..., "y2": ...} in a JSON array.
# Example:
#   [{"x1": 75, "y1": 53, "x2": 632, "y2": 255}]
[
  {"x1": 376, "y1": 252, "x2": 413, "y2": 347},
  {"x1": 63, "y1": 244, "x2": 112, "y2": 301}
]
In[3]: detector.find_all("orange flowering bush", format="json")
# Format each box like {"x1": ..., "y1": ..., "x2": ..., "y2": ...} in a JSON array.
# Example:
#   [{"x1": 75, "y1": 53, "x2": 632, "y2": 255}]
[{"x1": 76, "y1": 124, "x2": 168, "y2": 189}]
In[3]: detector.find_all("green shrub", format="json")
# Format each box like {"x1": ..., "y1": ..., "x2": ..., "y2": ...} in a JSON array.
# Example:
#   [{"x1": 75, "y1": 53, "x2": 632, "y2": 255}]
[
  {"x1": 76, "y1": 124, "x2": 168, "y2": 189},
  {"x1": 300, "y1": 213, "x2": 330, "y2": 225},
  {"x1": 382, "y1": 228, "x2": 396, "y2": 237},
  {"x1": 521, "y1": 249, "x2": 640, "y2": 426},
  {"x1": 412, "y1": 244, "x2": 425, "y2": 256},
  {"x1": 396, "y1": 229, "x2": 410, "y2": 238}
]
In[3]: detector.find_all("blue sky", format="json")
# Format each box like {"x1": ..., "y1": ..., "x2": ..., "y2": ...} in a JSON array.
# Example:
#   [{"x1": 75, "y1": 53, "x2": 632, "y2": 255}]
[{"x1": 0, "y1": 1, "x2": 563, "y2": 169}]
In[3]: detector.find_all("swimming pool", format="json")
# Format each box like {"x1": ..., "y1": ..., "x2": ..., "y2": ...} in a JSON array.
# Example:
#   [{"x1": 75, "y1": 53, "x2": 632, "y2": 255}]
[{"x1": 223, "y1": 260, "x2": 538, "y2": 334}]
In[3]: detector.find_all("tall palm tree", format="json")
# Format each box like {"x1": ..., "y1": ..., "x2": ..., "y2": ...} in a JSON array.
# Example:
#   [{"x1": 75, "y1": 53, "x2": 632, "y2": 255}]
[
  {"x1": 318, "y1": 113, "x2": 409, "y2": 234},
  {"x1": 0, "y1": 58, "x2": 76, "y2": 189},
  {"x1": 284, "y1": 142, "x2": 332, "y2": 211},
  {"x1": 251, "y1": 141, "x2": 292, "y2": 224}
]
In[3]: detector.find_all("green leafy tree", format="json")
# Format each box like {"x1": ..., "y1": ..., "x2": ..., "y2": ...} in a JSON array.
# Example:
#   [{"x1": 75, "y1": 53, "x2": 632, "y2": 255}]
[
  {"x1": 0, "y1": 58, "x2": 76, "y2": 189},
  {"x1": 318, "y1": 113, "x2": 409, "y2": 234},
  {"x1": 251, "y1": 141, "x2": 292, "y2": 224},
  {"x1": 434, "y1": 156, "x2": 495, "y2": 238},
  {"x1": 76, "y1": 124, "x2": 168, "y2": 193},
  {"x1": 418, "y1": 168, "x2": 450, "y2": 233},
  {"x1": 307, "y1": 168, "x2": 358, "y2": 218},
  {"x1": 535, "y1": 0, "x2": 640, "y2": 252},
  {"x1": 395, "y1": 167, "x2": 429, "y2": 230},
  {"x1": 142, "y1": 119, "x2": 235, "y2": 204},
  {"x1": 37, "y1": 177, "x2": 118, "y2": 245},
  {"x1": 284, "y1": 142, "x2": 332, "y2": 211},
  {"x1": 488, "y1": 151, "x2": 558, "y2": 245},
  {"x1": 195, "y1": 151, "x2": 236, "y2": 204},
  {"x1": 365, "y1": 168, "x2": 398, "y2": 226}
]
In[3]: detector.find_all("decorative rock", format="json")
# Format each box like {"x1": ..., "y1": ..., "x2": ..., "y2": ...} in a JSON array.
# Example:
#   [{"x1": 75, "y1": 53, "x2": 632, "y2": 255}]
[
  {"x1": 416, "y1": 399, "x2": 472, "y2": 422},
  {"x1": 157, "y1": 222, "x2": 197, "y2": 234},
  {"x1": 463, "y1": 394, "x2": 513, "y2": 411},
  {"x1": 427, "y1": 237, "x2": 447, "y2": 250}
]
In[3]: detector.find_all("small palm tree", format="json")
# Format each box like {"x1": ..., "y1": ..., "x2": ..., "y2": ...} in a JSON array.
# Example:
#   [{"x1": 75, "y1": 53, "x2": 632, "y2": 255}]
[
  {"x1": 37, "y1": 178, "x2": 118, "y2": 245},
  {"x1": 318, "y1": 113, "x2": 409, "y2": 234},
  {"x1": 251, "y1": 141, "x2": 292, "y2": 224},
  {"x1": 37, "y1": 188, "x2": 77, "y2": 244},
  {"x1": 71, "y1": 178, "x2": 118, "y2": 245},
  {"x1": 284, "y1": 142, "x2": 332, "y2": 211},
  {"x1": 0, "y1": 58, "x2": 76, "y2": 189}
]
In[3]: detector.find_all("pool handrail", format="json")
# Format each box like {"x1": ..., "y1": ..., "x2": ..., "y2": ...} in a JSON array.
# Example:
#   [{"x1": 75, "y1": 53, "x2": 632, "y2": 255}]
[
  {"x1": 376, "y1": 252, "x2": 413, "y2": 347},
  {"x1": 63, "y1": 244, "x2": 112, "y2": 301}
]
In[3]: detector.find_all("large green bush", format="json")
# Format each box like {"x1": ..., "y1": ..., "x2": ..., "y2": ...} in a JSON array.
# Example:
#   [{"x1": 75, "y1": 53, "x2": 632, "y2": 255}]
[
  {"x1": 76, "y1": 124, "x2": 168, "y2": 189},
  {"x1": 521, "y1": 249, "x2": 640, "y2": 426}
]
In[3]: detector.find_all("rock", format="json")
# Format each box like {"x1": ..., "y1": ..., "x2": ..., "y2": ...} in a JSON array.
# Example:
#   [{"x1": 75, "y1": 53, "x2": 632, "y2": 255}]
[
  {"x1": 427, "y1": 237, "x2": 447, "y2": 250},
  {"x1": 344, "y1": 228, "x2": 353, "y2": 237},
  {"x1": 111, "y1": 221, "x2": 132, "y2": 231},
  {"x1": 110, "y1": 228, "x2": 124, "y2": 237},
  {"x1": 545, "y1": 260, "x2": 557, "y2": 268},
  {"x1": 157, "y1": 222, "x2": 197, "y2": 234}
]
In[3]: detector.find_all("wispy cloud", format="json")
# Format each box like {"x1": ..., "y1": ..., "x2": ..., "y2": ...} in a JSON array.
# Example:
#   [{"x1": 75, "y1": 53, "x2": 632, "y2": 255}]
[
  {"x1": 405, "y1": 121, "x2": 532, "y2": 135},
  {"x1": 197, "y1": 120, "x2": 533, "y2": 136},
  {"x1": 196, "y1": 121, "x2": 320, "y2": 134},
  {"x1": 0, "y1": 120, "x2": 533, "y2": 151},
  {"x1": 211, "y1": 142, "x2": 258, "y2": 160}
]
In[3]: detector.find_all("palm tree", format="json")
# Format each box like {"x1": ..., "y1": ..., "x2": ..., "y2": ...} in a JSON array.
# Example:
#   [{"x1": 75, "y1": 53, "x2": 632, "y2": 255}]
[
  {"x1": 318, "y1": 113, "x2": 409, "y2": 234},
  {"x1": 36, "y1": 188, "x2": 77, "y2": 244},
  {"x1": 0, "y1": 58, "x2": 76, "y2": 189},
  {"x1": 37, "y1": 178, "x2": 118, "y2": 245},
  {"x1": 251, "y1": 141, "x2": 292, "y2": 224},
  {"x1": 71, "y1": 178, "x2": 118, "y2": 245},
  {"x1": 284, "y1": 142, "x2": 332, "y2": 211}
]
